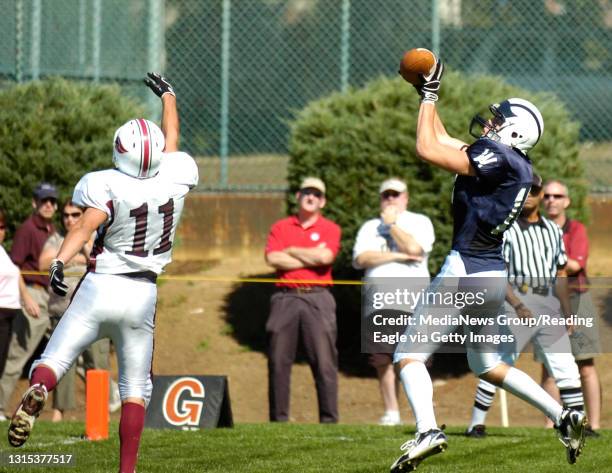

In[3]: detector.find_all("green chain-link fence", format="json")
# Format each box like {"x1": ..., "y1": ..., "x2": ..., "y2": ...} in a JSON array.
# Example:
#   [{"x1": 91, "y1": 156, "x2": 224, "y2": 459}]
[{"x1": 1, "y1": 0, "x2": 611, "y2": 191}]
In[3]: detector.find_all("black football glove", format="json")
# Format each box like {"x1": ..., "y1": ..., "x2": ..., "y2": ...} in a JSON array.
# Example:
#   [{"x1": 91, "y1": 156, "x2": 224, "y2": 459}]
[
  {"x1": 418, "y1": 59, "x2": 444, "y2": 104},
  {"x1": 144, "y1": 72, "x2": 175, "y2": 98},
  {"x1": 49, "y1": 259, "x2": 68, "y2": 297}
]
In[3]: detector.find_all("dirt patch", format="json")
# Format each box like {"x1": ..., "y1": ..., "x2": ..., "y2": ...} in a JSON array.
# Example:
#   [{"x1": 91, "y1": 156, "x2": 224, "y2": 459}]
[{"x1": 7, "y1": 254, "x2": 612, "y2": 429}]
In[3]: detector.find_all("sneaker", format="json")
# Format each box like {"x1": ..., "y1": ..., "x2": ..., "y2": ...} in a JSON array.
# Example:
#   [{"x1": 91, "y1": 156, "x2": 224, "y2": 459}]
[
  {"x1": 8, "y1": 384, "x2": 48, "y2": 447},
  {"x1": 584, "y1": 425, "x2": 600, "y2": 438},
  {"x1": 379, "y1": 412, "x2": 401, "y2": 426},
  {"x1": 465, "y1": 424, "x2": 487, "y2": 438},
  {"x1": 390, "y1": 428, "x2": 448, "y2": 472},
  {"x1": 555, "y1": 409, "x2": 586, "y2": 464}
]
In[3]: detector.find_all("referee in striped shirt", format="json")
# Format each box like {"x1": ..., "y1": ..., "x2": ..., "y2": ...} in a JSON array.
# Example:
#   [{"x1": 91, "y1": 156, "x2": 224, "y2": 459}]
[{"x1": 466, "y1": 174, "x2": 584, "y2": 437}]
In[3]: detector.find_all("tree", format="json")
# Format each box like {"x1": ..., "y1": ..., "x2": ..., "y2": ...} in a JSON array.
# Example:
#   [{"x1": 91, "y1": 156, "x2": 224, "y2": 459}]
[{"x1": 0, "y1": 78, "x2": 143, "y2": 244}]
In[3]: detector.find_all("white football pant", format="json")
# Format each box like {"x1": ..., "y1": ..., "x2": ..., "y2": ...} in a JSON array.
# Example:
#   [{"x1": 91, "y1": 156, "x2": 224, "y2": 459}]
[{"x1": 32, "y1": 272, "x2": 157, "y2": 406}]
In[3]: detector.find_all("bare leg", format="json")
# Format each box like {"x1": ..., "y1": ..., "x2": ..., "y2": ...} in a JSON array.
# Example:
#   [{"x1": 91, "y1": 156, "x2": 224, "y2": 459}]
[
  {"x1": 377, "y1": 363, "x2": 400, "y2": 412},
  {"x1": 578, "y1": 359, "x2": 601, "y2": 430},
  {"x1": 540, "y1": 364, "x2": 560, "y2": 428}
]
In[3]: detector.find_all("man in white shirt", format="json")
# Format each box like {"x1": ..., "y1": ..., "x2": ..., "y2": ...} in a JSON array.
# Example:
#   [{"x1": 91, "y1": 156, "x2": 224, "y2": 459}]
[{"x1": 353, "y1": 177, "x2": 434, "y2": 425}]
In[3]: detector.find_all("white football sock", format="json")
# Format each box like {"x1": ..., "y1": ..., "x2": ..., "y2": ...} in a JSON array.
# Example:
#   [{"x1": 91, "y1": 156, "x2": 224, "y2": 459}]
[
  {"x1": 398, "y1": 362, "x2": 437, "y2": 433},
  {"x1": 502, "y1": 367, "x2": 563, "y2": 424},
  {"x1": 468, "y1": 379, "x2": 497, "y2": 431}
]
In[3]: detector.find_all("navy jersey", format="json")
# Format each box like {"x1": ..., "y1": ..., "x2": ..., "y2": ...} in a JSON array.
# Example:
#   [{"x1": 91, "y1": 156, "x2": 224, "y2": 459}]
[{"x1": 452, "y1": 138, "x2": 532, "y2": 274}]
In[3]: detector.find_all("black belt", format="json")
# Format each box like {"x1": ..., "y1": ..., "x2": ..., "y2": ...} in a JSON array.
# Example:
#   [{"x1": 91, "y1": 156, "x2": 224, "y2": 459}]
[
  {"x1": 280, "y1": 286, "x2": 328, "y2": 294},
  {"x1": 118, "y1": 271, "x2": 158, "y2": 284}
]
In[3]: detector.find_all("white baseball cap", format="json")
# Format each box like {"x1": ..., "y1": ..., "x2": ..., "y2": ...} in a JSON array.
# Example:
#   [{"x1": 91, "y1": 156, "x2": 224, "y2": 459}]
[
  {"x1": 379, "y1": 178, "x2": 407, "y2": 194},
  {"x1": 300, "y1": 177, "x2": 326, "y2": 194}
]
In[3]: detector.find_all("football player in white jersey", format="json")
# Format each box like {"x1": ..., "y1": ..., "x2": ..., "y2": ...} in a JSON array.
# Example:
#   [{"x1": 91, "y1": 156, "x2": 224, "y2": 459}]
[{"x1": 8, "y1": 73, "x2": 198, "y2": 473}]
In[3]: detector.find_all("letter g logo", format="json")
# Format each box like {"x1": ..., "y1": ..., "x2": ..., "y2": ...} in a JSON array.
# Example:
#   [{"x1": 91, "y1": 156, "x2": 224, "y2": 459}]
[{"x1": 162, "y1": 377, "x2": 206, "y2": 426}]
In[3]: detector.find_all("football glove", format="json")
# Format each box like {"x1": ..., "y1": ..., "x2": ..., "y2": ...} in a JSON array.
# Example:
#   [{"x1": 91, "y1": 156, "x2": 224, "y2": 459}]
[
  {"x1": 49, "y1": 259, "x2": 68, "y2": 297},
  {"x1": 418, "y1": 59, "x2": 444, "y2": 104},
  {"x1": 144, "y1": 72, "x2": 176, "y2": 98}
]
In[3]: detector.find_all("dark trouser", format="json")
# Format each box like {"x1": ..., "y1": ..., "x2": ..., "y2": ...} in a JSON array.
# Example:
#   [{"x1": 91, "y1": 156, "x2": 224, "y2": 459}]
[
  {"x1": 266, "y1": 289, "x2": 338, "y2": 423},
  {"x1": 0, "y1": 308, "x2": 19, "y2": 378}
]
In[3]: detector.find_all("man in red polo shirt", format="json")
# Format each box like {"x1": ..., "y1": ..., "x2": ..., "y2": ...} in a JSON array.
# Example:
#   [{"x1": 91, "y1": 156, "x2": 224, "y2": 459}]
[
  {"x1": 265, "y1": 176, "x2": 341, "y2": 423},
  {"x1": 541, "y1": 179, "x2": 601, "y2": 436},
  {"x1": 0, "y1": 182, "x2": 57, "y2": 419}
]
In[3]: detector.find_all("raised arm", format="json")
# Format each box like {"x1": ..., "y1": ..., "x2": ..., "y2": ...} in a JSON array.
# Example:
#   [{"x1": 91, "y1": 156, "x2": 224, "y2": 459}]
[
  {"x1": 410, "y1": 60, "x2": 475, "y2": 175},
  {"x1": 144, "y1": 72, "x2": 179, "y2": 152}
]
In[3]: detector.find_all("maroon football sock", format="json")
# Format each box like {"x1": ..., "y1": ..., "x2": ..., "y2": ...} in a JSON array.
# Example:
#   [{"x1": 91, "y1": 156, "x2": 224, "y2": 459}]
[
  {"x1": 30, "y1": 365, "x2": 57, "y2": 392},
  {"x1": 119, "y1": 402, "x2": 146, "y2": 473}
]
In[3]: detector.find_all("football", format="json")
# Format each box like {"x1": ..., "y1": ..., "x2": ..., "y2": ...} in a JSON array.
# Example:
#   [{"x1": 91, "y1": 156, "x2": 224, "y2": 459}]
[{"x1": 399, "y1": 48, "x2": 436, "y2": 85}]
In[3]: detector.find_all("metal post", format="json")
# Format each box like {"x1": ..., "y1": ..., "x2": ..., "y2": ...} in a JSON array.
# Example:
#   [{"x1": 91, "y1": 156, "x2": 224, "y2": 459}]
[
  {"x1": 15, "y1": 0, "x2": 23, "y2": 82},
  {"x1": 431, "y1": 0, "x2": 440, "y2": 58},
  {"x1": 147, "y1": 0, "x2": 163, "y2": 120},
  {"x1": 92, "y1": 0, "x2": 101, "y2": 82},
  {"x1": 219, "y1": 0, "x2": 231, "y2": 188},
  {"x1": 78, "y1": 0, "x2": 86, "y2": 70},
  {"x1": 340, "y1": 0, "x2": 351, "y2": 92},
  {"x1": 30, "y1": 0, "x2": 41, "y2": 80}
]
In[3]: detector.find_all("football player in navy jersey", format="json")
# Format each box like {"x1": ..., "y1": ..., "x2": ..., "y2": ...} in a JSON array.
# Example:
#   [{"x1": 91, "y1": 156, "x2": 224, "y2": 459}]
[{"x1": 389, "y1": 60, "x2": 586, "y2": 472}]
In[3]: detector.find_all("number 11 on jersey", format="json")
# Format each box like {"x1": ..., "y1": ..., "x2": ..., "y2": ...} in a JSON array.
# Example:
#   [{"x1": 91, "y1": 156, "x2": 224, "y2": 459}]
[{"x1": 127, "y1": 198, "x2": 175, "y2": 257}]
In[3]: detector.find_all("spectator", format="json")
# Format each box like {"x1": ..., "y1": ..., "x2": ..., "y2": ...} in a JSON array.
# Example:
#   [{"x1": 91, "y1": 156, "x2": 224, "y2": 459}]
[
  {"x1": 0, "y1": 209, "x2": 39, "y2": 394},
  {"x1": 264, "y1": 177, "x2": 341, "y2": 423},
  {"x1": 541, "y1": 179, "x2": 601, "y2": 436},
  {"x1": 38, "y1": 200, "x2": 120, "y2": 422},
  {"x1": 353, "y1": 178, "x2": 434, "y2": 425},
  {"x1": 465, "y1": 174, "x2": 584, "y2": 437},
  {"x1": 0, "y1": 183, "x2": 57, "y2": 418}
]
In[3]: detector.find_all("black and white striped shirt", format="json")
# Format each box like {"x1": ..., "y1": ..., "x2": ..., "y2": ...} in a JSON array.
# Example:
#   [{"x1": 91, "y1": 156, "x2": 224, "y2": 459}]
[{"x1": 503, "y1": 215, "x2": 568, "y2": 288}]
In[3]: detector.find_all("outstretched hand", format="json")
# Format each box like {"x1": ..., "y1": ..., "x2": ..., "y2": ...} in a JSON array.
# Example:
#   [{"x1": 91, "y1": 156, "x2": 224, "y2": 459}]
[
  {"x1": 415, "y1": 59, "x2": 444, "y2": 103},
  {"x1": 144, "y1": 72, "x2": 175, "y2": 98}
]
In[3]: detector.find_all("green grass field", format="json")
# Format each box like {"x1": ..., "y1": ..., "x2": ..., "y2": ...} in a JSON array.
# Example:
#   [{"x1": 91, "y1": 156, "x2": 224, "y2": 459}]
[{"x1": 0, "y1": 423, "x2": 609, "y2": 472}]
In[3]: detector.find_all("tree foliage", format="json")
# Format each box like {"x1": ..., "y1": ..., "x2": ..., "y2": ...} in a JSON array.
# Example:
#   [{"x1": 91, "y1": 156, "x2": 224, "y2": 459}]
[{"x1": 0, "y1": 78, "x2": 143, "y2": 241}]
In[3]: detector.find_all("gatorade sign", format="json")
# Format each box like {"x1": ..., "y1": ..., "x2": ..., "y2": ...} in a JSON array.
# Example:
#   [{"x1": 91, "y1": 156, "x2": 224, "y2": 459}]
[
  {"x1": 145, "y1": 375, "x2": 233, "y2": 429},
  {"x1": 162, "y1": 377, "x2": 205, "y2": 426}
]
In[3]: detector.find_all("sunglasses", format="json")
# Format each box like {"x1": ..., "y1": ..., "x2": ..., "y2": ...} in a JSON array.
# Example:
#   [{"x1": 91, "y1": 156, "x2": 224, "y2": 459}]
[
  {"x1": 39, "y1": 197, "x2": 57, "y2": 204},
  {"x1": 529, "y1": 187, "x2": 542, "y2": 196},
  {"x1": 381, "y1": 190, "x2": 401, "y2": 199},
  {"x1": 544, "y1": 193, "x2": 566, "y2": 200},
  {"x1": 300, "y1": 188, "x2": 323, "y2": 198},
  {"x1": 63, "y1": 211, "x2": 83, "y2": 219}
]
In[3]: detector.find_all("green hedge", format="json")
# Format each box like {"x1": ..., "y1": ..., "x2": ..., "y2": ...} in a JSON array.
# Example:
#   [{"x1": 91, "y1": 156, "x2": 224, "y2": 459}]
[
  {"x1": 288, "y1": 71, "x2": 585, "y2": 374},
  {"x1": 0, "y1": 78, "x2": 143, "y2": 243}
]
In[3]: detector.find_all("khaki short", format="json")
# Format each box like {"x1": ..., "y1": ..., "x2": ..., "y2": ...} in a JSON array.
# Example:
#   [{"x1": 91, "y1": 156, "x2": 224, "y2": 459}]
[
  {"x1": 534, "y1": 290, "x2": 601, "y2": 362},
  {"x1": 568, "y1": 291, "x2": 601, "y2": 360}
]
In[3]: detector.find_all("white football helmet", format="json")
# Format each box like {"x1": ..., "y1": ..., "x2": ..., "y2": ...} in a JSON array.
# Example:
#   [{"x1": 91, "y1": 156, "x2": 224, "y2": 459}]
[
  {"x1": 470, "y1": 98, "x2": 544, "y2": 153},
  {"x1": 112, "y1": 119, "x2": 165, "y2": 178}
]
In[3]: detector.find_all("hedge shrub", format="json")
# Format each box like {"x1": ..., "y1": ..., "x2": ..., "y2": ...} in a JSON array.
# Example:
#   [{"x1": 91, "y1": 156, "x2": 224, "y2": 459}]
[{"x1": 0, "y1": 78, "x2": 143, "y2": 241}]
